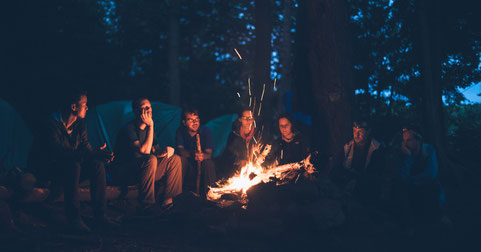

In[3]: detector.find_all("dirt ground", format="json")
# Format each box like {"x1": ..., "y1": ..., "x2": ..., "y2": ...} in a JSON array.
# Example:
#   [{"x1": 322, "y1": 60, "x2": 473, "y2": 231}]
[{"x1": 1, "y1": 177, "x2": 481, "y2": 252}]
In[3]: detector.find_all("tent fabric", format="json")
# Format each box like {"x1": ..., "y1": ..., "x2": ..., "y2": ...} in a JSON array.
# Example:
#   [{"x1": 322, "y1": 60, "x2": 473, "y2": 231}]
[
  {"x1": 204, "y1": 114, "x2": 237, "y2": 157},
  {"x1": 0, "y1": 99, "x2": 33, "y2": 169}
]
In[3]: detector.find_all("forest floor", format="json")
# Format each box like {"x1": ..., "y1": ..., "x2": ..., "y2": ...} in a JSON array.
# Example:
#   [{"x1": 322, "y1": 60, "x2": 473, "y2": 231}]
[{"x1": 1, "y1": 174, "x2": 480, "y2": 252}]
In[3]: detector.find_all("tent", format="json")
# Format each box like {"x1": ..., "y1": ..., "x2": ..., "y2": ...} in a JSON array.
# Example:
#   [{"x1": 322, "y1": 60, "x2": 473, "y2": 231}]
[
  {"x1": 86, "y1": 100, "x2": 236, "y2": 158},
  {"x1": 0, "y1": 99, "x2": 33, "y2": 170}
]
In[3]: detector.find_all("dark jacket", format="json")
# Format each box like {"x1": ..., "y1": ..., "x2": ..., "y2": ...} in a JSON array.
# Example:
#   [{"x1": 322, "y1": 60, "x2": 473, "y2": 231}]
[
  {"x1": 27, "y1": 113, "x2": 94, "y2": 180},
  {"x1": 266, "y1": 132, "x2": 310, "y2": 166},
  {"x1": 219, "y1": 125, "x2": 266, "y2": 177}
]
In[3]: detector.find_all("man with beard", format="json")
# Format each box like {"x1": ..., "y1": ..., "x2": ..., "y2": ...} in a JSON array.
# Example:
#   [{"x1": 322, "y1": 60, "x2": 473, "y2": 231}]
[
  {"x1": 113, "y1": 98, "x2": 182, "y2": 213},
  {"x1": 175, "y1": 107, "x2": 216, "y2": 197}
]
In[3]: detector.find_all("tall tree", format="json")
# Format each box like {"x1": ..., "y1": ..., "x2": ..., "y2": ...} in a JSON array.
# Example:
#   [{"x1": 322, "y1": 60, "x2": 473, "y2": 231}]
[
  {"x1": 306, "y1": 0, "x2": 354, "y2": 155},
  {"x1": 168, "y1": 0, "x2": 181, "y2": 106},
  {"x1": 254, "y1": 0, "x2": 273, "y2": 124},
  {"x1": 277, "y1": 0, "x2": 294, "y2": 111}
]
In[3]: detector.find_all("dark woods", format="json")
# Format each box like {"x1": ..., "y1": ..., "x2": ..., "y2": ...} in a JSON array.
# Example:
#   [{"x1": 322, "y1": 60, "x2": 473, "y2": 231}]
[{"x1": 1, "y1": 0, "x2": 481, "y2": 178}]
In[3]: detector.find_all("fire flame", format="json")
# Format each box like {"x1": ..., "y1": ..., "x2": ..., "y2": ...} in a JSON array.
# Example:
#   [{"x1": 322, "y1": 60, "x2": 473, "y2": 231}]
[{"x1": 207, "y1": 154, "x2": 315, "y2": 202}]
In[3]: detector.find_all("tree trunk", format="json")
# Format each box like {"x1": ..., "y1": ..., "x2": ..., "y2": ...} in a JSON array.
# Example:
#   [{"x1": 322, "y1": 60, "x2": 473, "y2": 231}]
[
  {"x1": 277, "y1": 0, "x2": 293, "y2": 111},
  {"x1": 168, "y1": 0, "x2": 180, "y2": 106},
  {"x1": 416, "y1": 0, "x2": 455, "y2": 183},
  {"x1": 254, "y1": 0, "x2": 273, "y2": 129},
  {"x1": 306, "y1": 0, "x2": 353, "y2": 156}
]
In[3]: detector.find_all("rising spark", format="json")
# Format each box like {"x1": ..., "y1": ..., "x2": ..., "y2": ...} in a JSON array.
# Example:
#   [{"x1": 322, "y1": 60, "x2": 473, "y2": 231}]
[
  {"x1": 261, "y1": 83, "x2": 266, "y2": 101},
  {"x1": 234, "y1": 48, "x2": 242, "y2": 60},
  {"x1": 248, "y1": 78, "x2": 251, "y2": 96},
  {"x1": 273, "y1": 78, "x2": 277, "y2": 90},
  {"x1": 257, "y1": 103, "x2": 262, "y2": 116},
  {"x1": 237, "y1": 92, "x2": 241, "y2": 98},
  {"x1": 252, "y1": 97, "x2": 256, "y2": 113}
]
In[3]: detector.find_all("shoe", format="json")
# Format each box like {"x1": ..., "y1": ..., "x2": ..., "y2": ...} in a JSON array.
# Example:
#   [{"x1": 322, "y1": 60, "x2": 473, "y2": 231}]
[
  {"x1": 159, "y1": 202, "x2": 174, "y2": 214},
  {"x1": 69, "y1": 218, "x2": 91, "y2": 234}
]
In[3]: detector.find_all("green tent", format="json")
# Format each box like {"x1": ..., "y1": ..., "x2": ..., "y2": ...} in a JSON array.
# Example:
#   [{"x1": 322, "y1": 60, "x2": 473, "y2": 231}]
[{"x1": 0, "y1": 99, "x2": 33, "y2": 170}]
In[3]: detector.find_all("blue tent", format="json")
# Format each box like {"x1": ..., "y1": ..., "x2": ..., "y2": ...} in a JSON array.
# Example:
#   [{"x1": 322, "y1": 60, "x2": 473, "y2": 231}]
[{"x1": 0, "y1": 99, "x2": 33, "y2": 169}]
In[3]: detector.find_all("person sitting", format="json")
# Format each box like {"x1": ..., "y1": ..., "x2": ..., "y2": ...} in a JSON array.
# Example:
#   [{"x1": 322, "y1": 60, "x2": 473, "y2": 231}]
[
  {"x1": 27, "y1": 89, "x2": 115, "y2": 233},
  {"x1": 175, "y1": 107, "x2": 216, "y2": 197},
  {"x1": 331, "y1": 120, "x2": 385, "y2": 203},
  {"x1": 393, "y1": 126, "x2": 445, "y2": 227},
  {"x1": 112, "y1": 97, "x2": 182, "y2": 212},
  {"x1": 219, "y1": 108, "x2": 264, "y2": 178},
  {"x1": 266, "y1": 113, "x2": 310, "y2": 167}
]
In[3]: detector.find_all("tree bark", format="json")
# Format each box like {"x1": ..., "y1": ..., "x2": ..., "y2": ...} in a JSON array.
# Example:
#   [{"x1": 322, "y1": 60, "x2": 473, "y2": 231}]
[
  {"x1": 254, "y1": 0, "x2": 272, "y2": 121},
  {"x1": 168, "y1": 0, "x2": 180, "y2": 106},
  {"x1": 306, "y1": 0, "x2": 354, "y2": 156},
  {"x1": 277, "y1": 0, "x2": 293, "y2": 111},
  {"x1": 416, "y1": 0, "x2": 453, "y2": 182}
]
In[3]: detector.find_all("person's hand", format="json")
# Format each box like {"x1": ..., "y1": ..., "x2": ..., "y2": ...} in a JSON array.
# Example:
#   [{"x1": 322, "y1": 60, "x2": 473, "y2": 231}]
[
  {"x1": 166, "y1": 146, "x2": 174, "y2": 159},
  {"x1": 95, "y1": 143, "x2": 114, "y2": 163},
  {"x1": 156, "y1": 149, "x2": 168, "y2": 158},
  {"x1": 401, "y1": 142, "x2": 412, "y2": 156},
  {"x1": 140, "y1": 109, "x2": 154, "y2": 127},
  {"x1": 195, "y1": 152, "x2": 204, "y2": 162}
]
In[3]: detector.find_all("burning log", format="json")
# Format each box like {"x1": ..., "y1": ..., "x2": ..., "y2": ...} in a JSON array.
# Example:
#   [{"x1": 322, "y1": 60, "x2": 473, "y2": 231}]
[{"x1": 207, "y1": 154, "x2": 317, "y2": 205}]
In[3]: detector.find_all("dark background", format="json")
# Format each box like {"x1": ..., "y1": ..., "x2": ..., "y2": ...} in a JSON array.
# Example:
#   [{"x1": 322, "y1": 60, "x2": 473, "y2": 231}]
[{"x1": 1, "y1": 0, "x2": 481, "y2": 180}]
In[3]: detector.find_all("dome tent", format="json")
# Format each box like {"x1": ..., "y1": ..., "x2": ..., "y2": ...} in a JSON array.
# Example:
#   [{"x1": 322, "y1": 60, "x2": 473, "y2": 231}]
[{"x1": 0, "y1": 99, "x2": 33, "y2": 170}]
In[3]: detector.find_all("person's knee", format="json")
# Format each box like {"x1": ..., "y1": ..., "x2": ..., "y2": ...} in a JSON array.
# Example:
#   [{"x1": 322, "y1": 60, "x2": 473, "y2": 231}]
[
  {"x1": 144, "y1": 155, "x2": 158, "y2": 170},
  {"x1": 170, "y1": 154, "x2": 182, "y2": 168},
  {"x1": 91, "y1": 160, "x2": 106, "y2": 174}
]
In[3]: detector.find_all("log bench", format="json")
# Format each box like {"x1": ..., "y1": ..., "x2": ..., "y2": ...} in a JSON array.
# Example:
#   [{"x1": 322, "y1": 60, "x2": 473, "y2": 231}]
[{"x1": 0, "y1": 185, "x2": 140, "y2": 203}]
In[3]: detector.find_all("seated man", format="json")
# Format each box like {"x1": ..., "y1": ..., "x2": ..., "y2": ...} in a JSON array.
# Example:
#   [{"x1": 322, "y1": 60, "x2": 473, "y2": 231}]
[
  {"x1": 266, "y1": 113, "x2": 310, "y2": 166},
  {"x1": 113, "y1": 97, "x2": 182, "y2": 211},
  {"x1": 27, "y1": 89, "x2": 114, "y2": 233},
  {"x1": 331, "y1": 120, "x2": 385, "y2": 203},
  {"x1": 393, "y1": 126, "x2": 444, "y2": 226},
  {"x1": 175, "y1": 107, "x2": 216, "y2": 196}
]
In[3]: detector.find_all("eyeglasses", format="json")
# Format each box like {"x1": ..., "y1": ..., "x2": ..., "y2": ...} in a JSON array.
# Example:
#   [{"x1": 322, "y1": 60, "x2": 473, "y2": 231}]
[
  {"x1": 241, "y1": 116, "x2": 254, "y2": 121},
  {"x1": 186, "y1": 118, "x2": 200, "y2": 123}
]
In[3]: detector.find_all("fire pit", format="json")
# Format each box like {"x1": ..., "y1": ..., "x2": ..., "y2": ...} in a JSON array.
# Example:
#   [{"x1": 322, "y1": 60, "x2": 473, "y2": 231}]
[{"x1": 207, "y1": 154, "x2": 317, "y2": 207}]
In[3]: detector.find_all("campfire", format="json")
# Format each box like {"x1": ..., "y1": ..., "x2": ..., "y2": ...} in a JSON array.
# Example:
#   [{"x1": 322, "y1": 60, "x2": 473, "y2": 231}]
[{"x1": 207, "y1": 152, "x2": 317, "y2": 205}]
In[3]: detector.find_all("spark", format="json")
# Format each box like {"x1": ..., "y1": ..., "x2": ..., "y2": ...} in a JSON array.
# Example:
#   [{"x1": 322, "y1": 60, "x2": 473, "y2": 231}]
[
  {"x1": 252, "y1": 97, "x2": 256, "y2": 113},
  {"x1": 273, "y1": 78, "x2": 277, "y2": 90},
  {"x1": 257, "y1": 103, "x2": 262, "y2": 116},
  {"x1": 249, "y1": 97, "x2": 252, "y2": 107},
  {"x1": 234, "y1": 48, "x2": 242, "y2": 60},
  {"x1": 237, "y1": 92, "x2": 241, "y2": 98},
  {"x1": 253, "y1": 136, "x2": 258, "y2": 144},
  {"x1": 248, "y1": 78, "x2": 251, "y2": 96},
  {"x1": 261, "y1": 83, "x2": 266, "y2": 101}
]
